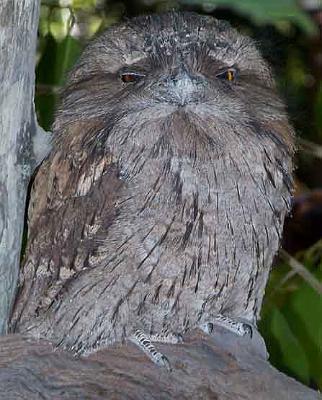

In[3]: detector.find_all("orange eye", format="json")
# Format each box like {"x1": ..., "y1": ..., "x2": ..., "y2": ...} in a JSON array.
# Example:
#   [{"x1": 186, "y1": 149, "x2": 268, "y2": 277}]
[
  {"x1": 216, "y1": 68, "x2": 237, "y2": 82},
  {"x1": 121, "y1": 72, "x2": 145, "y2": 83},
  {"x1": 227, "y1": 70, "x2": 234, "y2": 81}
]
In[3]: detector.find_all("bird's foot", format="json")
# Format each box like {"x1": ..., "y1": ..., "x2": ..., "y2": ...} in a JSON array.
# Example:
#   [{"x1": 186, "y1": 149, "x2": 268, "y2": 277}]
[
  {"x1": 129, "y1": 329, "x2": 172, "y2": 371},
  {"x1": 200, "y1": 314, "x2": 253, "y2": 338}
]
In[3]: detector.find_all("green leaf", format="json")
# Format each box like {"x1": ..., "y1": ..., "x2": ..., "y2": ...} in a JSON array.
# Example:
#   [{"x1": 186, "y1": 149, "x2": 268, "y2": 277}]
[
  {"x1": 261, "y1": 254, "x2": 322, "y2": 390},
  {"x1": 266, "y1": 307, "x2": 310, "y2": 384},
  {"x1": 72, "y1": 0, "x2": 97, "y2": 10},
  {"x1": 36, "y1": 33, "x2": 82, "y2": 129},
  {"x1": 55, "y1": 35, "x2": 82, "y2": 85},
  {"x1": 49, "y1": 7, "x2": 72, "y2": 41},
  {"x1": 286, "y1": 269, "x2": 322, "y2": 389},
  {"x1": 183, "y1": 0, "x2": 317, "y2": 34}
]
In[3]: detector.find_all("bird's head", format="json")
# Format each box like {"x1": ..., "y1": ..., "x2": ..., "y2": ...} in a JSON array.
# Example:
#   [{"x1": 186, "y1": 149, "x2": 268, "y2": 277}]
[{"x1": 54, "y1": 12, "x2": 294, "y2": 163}]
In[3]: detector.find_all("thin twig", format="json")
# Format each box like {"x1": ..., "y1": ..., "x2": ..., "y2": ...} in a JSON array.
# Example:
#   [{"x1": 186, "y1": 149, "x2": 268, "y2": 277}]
[
  {"x1": 279, "y1": 249, "x2": 322, "y2": 295},
  {"x1": 297, "y1": 137, "x2": 322, "y2": 159},
  {"x1": 269, "y1": 269, "x2": 297, "y2": 298}
]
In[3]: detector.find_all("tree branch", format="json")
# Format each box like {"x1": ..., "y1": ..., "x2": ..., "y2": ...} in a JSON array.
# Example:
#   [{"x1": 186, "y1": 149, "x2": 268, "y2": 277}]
[
  {"x1": 297, "y1": 137, "x2": 322, "y2": 160},
  {"x1": 0, "y1": 328, "x2": 320, "y2": 399},
  {"x1": 280, "y1": 249, "x2": 322, "y2": 295},
  {"x1": 0, "y1": 0, "x2": 50, "y2": 334}
]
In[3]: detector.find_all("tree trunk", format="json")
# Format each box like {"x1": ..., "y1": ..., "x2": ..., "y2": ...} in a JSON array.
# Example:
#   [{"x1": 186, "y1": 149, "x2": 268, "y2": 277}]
[
  {"x1": 0, "y1": 328, "x2": 320, "y2": 400},
  {"x1": 0, "y1": 0, "x2": 50, "y2": 334}
]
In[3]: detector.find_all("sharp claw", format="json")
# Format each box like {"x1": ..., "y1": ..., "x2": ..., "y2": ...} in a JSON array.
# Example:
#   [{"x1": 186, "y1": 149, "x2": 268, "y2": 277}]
[
  {"x1": 206, "y1": 322, "x2": 214, "y2": 334},
  {"x1": 159, "y1": 354, "x2": 172, "y2": 372},
  {"x1": 243, "y1": 323, "x2": 253, "y2": 338},
  {"x1": 130, "y1": 329, "x2": 175, "y2": 371},
  {"x1": 176, "y1": 333, "x2": 184, "y2": 343},
  {"x1": 199, "y1": 322, "x2": 214, "y2": 335}
]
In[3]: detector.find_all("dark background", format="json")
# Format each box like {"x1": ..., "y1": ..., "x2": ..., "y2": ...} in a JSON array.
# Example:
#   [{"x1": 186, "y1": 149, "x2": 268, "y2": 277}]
[{"x1": 35, "y1": 0, "x2": 322, "y2": 390}]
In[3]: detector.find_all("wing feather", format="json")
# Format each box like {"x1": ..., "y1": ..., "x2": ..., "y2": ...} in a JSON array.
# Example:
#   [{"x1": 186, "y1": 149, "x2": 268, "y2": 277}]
[{"x1": 10, "y1": 123, "x2": 122, "y2": 330}]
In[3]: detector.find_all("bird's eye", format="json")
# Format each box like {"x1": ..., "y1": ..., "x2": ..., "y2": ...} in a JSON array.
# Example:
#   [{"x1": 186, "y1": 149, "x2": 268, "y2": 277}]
[
  {"x1": 216, "y1": 68, "x2": 237, "y2": 82},
  {"x1": 121, "y1": 72, "x2": 145, "y2": 83}
]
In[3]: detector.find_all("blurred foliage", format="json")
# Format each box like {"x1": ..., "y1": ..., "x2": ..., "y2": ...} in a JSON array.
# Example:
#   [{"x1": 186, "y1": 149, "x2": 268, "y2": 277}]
[
  {"x1": 36, "y1": 0, "x2": 322, "y2": 391},
  {"x1": 184, "y1": 0, "x2": 317, "y2": 33},
  {"x1": 259, "y1": 244, "x2": 322, "y2": 389}
]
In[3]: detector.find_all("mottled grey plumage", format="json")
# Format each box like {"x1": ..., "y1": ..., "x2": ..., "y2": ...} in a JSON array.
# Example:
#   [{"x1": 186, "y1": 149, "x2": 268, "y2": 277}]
[{"x1": 10, "y1": 12, "x2": 294, "y2": 355}]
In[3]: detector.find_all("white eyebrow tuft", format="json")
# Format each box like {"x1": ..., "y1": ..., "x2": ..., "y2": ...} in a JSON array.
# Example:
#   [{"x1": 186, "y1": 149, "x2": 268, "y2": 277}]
[{"x1": 123, "y1": 51, "x2": 147, "y2": 65}]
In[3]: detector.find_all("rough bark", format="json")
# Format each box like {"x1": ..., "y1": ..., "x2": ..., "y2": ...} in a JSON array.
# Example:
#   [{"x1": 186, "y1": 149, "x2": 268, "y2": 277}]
[
  {"x1": 0, "y1": 0, "x2": 50, "y2": 334},
  {"x1": 0, "y1": 328, "x2": 320, "y2": 400}
]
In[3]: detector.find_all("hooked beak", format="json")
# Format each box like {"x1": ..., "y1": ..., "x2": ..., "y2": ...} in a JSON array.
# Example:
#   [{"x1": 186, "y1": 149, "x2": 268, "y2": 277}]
[{"x1": 158, "y1": 67, "x2": 207, "y2": 106}]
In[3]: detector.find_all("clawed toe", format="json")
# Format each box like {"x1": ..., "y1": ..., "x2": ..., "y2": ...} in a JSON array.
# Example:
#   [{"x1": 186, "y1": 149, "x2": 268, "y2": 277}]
[
  {"x1": 199, "y1": 322, "x2": 214, "y2": 335},
  {"x1": 175, "y1": 333, "x2": 184, "y2": 343},
  {"x1": 242, "y1": 322, "x2": 253, "y2": 338},
  {"x1": 158, "y1": 354, "x2": 172, "y2": 372},
  {"x1": 200, "y1": 315, "x2": 253, "y2": 339},
  {"x1": 130, "y1": 329, "x2": 175, "y2": 371}
]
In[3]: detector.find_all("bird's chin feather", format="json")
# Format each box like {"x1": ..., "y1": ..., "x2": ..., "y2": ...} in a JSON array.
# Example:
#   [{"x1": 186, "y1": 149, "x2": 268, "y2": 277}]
[{"x1": 95, "y1": 102, "x2": 291, "y2": 165}]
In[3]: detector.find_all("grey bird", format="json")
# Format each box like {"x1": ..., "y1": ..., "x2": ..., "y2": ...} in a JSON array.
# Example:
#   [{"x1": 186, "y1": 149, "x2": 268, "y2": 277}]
[{"x1": 10, "y1": 12, "x2": 294, "y2": 368}]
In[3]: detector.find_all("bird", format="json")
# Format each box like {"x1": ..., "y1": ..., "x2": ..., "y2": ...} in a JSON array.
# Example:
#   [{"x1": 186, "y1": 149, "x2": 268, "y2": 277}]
[{"x1": 10, "y1": 11, "x2": 294, "y2": 368}]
